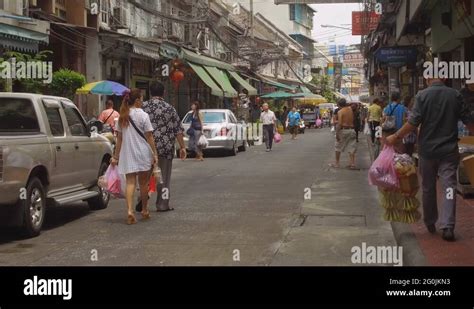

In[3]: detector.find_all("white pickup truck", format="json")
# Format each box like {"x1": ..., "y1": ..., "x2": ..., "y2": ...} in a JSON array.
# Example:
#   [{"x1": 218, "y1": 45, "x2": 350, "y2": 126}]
[{"x1": 0, "y1": 93, "x2": 113, "y2": 237}]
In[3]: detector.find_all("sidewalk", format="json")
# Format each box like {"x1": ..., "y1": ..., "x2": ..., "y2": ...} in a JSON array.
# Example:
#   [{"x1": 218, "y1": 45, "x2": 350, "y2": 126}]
[
  {"x1": 368, "y1": 138, "x2": 474, "y2": 266},
  {"x1": 409, "y1": 178, "x2": 474, "y2": 266},
  {"x1": 271, "y1": 131, "x2": 398, "y2": 266}
]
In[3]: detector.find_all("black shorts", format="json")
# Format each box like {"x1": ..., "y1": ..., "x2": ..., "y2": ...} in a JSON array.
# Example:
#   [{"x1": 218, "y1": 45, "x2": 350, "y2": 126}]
[{"x1": 289, "y1": 125, "x2": 298, "y2": 134}]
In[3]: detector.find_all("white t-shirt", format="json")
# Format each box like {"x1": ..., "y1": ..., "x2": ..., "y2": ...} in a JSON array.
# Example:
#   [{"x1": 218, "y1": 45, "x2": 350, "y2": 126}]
[{"x1": 260, "y1": 110, "x2": 276, "y2": 125}]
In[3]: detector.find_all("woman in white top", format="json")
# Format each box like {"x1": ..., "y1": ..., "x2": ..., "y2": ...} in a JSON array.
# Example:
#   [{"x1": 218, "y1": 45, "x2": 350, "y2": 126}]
[{"x1": 111, "y1": 88, "x2": 158, "y2": 225}]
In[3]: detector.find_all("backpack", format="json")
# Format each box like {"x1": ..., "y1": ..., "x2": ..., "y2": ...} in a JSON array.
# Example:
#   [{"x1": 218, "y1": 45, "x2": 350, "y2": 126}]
[{"x1": 382, "y1": 104, "x2": 400, "y2": 131}]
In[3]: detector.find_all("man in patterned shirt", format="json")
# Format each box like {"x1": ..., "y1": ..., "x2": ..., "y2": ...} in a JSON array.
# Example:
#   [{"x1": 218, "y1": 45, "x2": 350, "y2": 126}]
[{"x1": 142, "y1": 81, "x2": 187, "y2": 212}]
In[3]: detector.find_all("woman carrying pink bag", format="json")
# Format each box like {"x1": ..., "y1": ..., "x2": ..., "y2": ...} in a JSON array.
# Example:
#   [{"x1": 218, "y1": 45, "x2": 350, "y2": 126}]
[{"x1": 110, "y1": 89, "x2": 159, "y2": 225}]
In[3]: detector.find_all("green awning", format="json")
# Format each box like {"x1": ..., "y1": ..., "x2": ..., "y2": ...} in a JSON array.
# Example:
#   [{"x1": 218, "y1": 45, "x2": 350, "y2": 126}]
[
  {"x1": 260, "y1": 76, "x2": 296, "y2": 91},
  {"x1": 0, "y1": 23, "x2": 49, "y2": 43},
  {"x1": 180, "y1": 48, "x2": 234, "y2": 71},
  {"x1": 188, "y1": 63, "x2": 224, "y2": 97},
  {"x1": 228, "y1": 71, "x2": 258, "y2": 96},
  {"x1": 261, "y1": 91, "x2": 303, "y2": 99},
  {"x1": 204, "y1": 66, "x2": 238, "y2": 98},
  {"x1": 300, "y1": 86, "x2": 313, "y2": 94},
  {"x1": 0, "y1": 23, "x2": 49, "y2": 53}
]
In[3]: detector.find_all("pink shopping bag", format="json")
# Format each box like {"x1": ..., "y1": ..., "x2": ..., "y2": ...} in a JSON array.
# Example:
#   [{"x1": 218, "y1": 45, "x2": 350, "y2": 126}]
[
  {"x1": 104, "y1": 165, "x2": 125, "y2": 198},
  {"x1": 368, "y1": 145, "x2": 399, "y2": 190},
  {"x1": 274, "y1": 132, "x2": 282, "y2": 143}
]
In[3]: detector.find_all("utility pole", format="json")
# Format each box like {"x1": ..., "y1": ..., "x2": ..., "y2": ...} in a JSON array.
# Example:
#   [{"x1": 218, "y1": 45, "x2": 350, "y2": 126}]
[{"x1": 250, "y1": 0, "x2": 254, "y2": 39}]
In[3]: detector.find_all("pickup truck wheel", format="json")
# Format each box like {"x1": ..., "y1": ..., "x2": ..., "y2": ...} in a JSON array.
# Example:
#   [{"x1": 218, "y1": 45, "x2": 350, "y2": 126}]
[
  {"x1": 22, "y1": 177, "x2": 46, "y2": 238},
  {"x1": 88, "y1": 161, "x2": 110, "y2": 210}
]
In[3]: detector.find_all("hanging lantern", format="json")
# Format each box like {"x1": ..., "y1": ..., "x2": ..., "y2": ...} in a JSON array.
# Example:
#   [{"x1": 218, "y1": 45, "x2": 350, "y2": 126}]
[{"x1": 171, "y1": 69, "x2": 185, "y2": 89}]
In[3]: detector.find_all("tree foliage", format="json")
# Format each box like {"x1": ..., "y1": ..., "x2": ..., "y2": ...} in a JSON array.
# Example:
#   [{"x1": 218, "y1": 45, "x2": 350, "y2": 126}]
[{"x1": 49, "y1": 69, "x2": 86, "y2": 100}]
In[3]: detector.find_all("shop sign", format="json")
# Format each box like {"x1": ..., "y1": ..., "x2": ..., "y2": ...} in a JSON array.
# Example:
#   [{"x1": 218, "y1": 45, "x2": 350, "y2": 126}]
[
  {"x1": 352, "y1": 11, "x2": 380, "y2": 35},
  {"x1": 374, "y1": 47, "x2": 417, "y2": 67}
]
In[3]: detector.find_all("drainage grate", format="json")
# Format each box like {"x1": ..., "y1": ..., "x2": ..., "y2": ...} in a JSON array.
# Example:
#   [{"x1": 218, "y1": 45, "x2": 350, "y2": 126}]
[{"x1": 300, "y1": 215, "x2": 366, "y2": 227}]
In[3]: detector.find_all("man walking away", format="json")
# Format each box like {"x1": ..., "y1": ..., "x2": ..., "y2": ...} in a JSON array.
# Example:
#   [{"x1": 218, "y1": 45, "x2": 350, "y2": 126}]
[
  {"x1": 142, "y1": 81, "x2": 187, "y2": 212},
  {"x1": 287, "y1": 106, "x2": 301, "y2": 140},
  {"x1": 98, "y1": 99, "x2": 120, "y2": 132},
  {"x1": 386, "y1": 78, "x2": 474, "y2": 241},
  {"x1": 368, "y1": 98, "x2": 382, "y2": 144},
  {"x1": 330, "y1": 99, "x2": 357, "y2": 169},
  {"x1": 260, "y1": 103, "x2": 277, "y2": 152}
]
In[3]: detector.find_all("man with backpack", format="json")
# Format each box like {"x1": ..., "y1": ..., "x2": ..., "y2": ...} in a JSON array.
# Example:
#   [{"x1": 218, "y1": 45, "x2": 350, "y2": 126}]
[
  {"x1": 382, "y1": 92, "x2": 407, "y2": 152},
  {"x1": 98, "y1": 99, "x2": 120, "y2": 132}
]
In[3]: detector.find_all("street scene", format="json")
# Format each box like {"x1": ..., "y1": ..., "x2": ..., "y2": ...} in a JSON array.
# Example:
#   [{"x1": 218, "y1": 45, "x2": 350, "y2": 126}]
[{"x1": 0, "y1": 0, "x2": 474, "y2": 268}]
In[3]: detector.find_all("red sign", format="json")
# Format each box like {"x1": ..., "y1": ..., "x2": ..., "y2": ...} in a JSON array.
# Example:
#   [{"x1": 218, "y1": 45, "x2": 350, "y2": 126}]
[{"x1": 352, "y1": 11, "x2": 380, "y2": 35}]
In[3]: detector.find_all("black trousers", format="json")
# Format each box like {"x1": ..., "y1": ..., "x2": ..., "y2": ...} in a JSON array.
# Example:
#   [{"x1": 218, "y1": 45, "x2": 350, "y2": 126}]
[
  {"x1": 369, "y1": 121, "x2": 380, "y2": 144},
  {"x1": 263, "y1": 124, "x2": 274, "y2": 150}
]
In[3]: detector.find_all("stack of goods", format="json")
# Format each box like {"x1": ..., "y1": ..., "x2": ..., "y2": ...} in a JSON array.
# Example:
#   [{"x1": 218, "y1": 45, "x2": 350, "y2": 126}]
[{"x1": 369, "y1": 146, "x2": 421, "y2": 223}]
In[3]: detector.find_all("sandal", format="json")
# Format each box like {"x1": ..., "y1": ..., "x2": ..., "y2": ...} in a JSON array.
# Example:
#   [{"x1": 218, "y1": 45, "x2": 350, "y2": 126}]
[
  {"x1": 127, "y1": 214, "x2": 137, "y2": 225},
  {"x1": 347, "y1": 165, "x2": 359, "y2": 170},
  {"x1": 141, "y1": 210, "x2": 151, "y2": 220},
  {"x1": 329, "y1": 163, "x2": 340, "y2": 168}
]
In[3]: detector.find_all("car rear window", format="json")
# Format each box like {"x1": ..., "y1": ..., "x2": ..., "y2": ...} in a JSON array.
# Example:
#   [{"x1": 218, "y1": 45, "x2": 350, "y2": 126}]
[
  {"x1": 183, "y1": 112, "x2": 226, "y2": 123},
  {"x1": 0, "y1": 98, "x2": 40, "y2": 133}
]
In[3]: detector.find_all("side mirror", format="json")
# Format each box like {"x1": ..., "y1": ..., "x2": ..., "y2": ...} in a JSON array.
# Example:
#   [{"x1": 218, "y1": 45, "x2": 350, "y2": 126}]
[{"x1": 87, "y1": 120, "x2": 103, "y2": 135}]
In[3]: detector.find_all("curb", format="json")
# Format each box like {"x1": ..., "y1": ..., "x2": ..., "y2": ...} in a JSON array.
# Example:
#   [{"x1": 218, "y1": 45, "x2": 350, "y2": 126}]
[{"x1": 366, "y1": 135, "x2": 427, "y2": 266}]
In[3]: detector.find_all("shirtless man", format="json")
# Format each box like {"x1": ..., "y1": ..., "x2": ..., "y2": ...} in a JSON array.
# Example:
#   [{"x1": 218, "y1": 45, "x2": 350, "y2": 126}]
[{"x1": 330, "y1": 98, "x2": 358, "y2": 169}]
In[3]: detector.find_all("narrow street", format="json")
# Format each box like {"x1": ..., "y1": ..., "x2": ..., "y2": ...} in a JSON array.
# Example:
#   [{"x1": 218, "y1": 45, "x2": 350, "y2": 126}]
[{"x1": 0, "y1": 129, "x2": 395, "y2": 266}]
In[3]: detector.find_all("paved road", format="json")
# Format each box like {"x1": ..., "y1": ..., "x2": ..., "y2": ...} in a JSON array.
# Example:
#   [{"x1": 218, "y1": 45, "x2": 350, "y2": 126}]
[{"x1": 0, "y1": 129, "x2": 338, "y2": 266}]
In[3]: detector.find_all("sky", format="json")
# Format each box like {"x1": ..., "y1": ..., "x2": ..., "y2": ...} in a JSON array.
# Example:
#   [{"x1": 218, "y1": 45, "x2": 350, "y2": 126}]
[{"x1": 310, "y1": 3, "x2": 363, "y2": 46}]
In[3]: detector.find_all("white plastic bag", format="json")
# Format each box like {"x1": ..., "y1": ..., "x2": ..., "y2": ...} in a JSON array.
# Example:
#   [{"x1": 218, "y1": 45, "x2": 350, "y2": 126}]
[
  {"x1": 363, "y1": 122, "x2": 371, "y2": 135},
  {"x1": 198, "y1": 134, "x2": 209, "y2": 149}
]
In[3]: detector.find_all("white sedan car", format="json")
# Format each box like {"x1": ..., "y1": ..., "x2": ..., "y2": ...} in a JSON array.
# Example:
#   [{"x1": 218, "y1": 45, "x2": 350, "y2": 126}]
[{"x1": 181, "y1": 109, "x2": 247, "y2": 156}]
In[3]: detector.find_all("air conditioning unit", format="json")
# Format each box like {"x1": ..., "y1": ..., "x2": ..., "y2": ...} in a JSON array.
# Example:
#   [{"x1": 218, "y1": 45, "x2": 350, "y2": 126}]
[
  {"x1": 168, "y1": 22, "x2": 184, "y2": 42},
  {"x1": 112, "y1": 6, "x2": 128, "y2": 29}
]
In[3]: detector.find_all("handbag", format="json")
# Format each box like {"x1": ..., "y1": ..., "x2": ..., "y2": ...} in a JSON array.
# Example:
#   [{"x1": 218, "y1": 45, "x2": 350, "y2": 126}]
[{"x1": 186, "y1": 127, "x2": 195, "y2": 136}]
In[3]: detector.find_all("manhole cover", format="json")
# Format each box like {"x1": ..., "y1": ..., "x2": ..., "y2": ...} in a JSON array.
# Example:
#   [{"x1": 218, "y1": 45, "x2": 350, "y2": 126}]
[{"x1": 302, "y1": 215, "x2": 366, "y2": 227}]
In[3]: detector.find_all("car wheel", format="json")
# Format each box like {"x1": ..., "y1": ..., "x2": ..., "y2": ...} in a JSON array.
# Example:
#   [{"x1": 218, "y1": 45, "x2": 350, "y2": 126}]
[
  {"x1": 228, "y1": 143, "x2": 238, "y2": 156},
  {"x1": 88, "y1": 161, "x2": 110, "y2": 210},
  {"x1": 21, "y1": 177, "x2": 46, "y2": 238},
  {"x1": 238, "y1": 141, "x2": 247, "y2": 152}
]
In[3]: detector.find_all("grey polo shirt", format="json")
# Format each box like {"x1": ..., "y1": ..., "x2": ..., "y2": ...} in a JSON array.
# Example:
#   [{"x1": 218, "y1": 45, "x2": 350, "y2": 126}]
[{"x1": 409, "y1": 82, "x2": 468, "y2": 159}]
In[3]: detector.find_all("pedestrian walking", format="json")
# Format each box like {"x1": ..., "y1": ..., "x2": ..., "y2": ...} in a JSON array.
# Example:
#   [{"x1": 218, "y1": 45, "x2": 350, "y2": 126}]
[
  {"x1": 351, "y1": 103, "x2": 361, "y2": 143},
  {"x1": 98, "y1": 99, "x2": 120, "y2": 132},
  {"x1": 111, "y1": 88, "x2": 158, "y2": 225},
  {"x1": 368, "y1": 98, "x2": 382, "y2": 144},
  {"x1": 382, "y1": 92, "x2": 407, "y2": 153},
  {"x1": 260, "y1": 103, "x2": 277, "y2": 152},
  {"x1": 187, "y1": 101, "x2": 205, "y2": 161},
  {"x1": 281, "y1": 106, "x2": 289, "y2": 130},
  {"x1": 402, "y1": 96, "x2": 417, "y2": 156},
  {"x1": 386, "y1": 78, "x2": 474, "y2": 241},
  {"x1": 330, "y1": 98, "x2": 357, "y2": 169},
  {"x1": 141, "y1": 81, "x2": 187, "y2": 213},
  {"x1": 287, "y1": 106, "x2": 301, "y2": 140}
]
